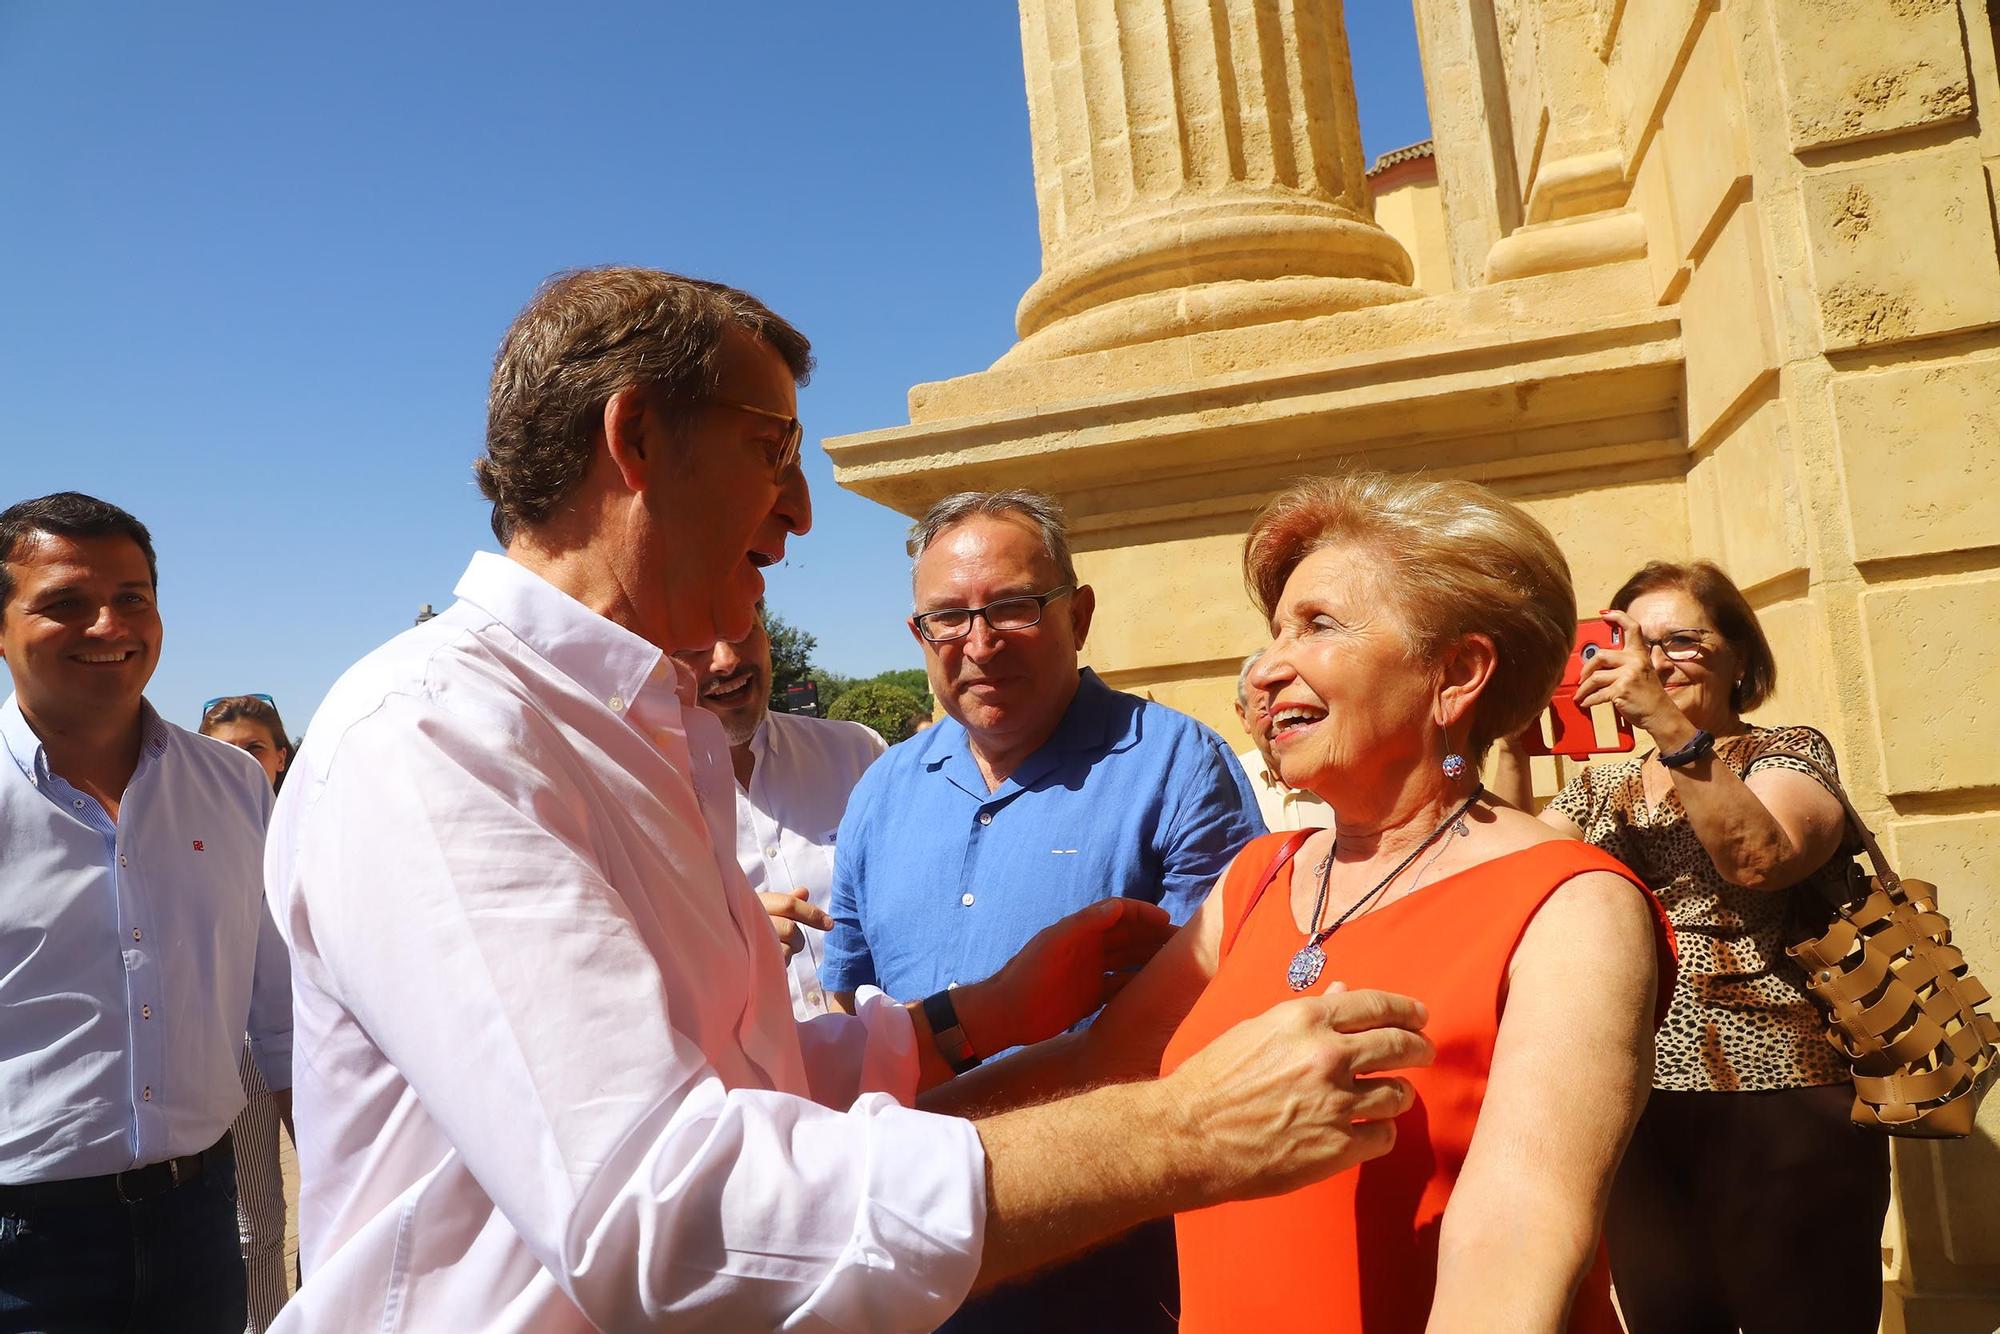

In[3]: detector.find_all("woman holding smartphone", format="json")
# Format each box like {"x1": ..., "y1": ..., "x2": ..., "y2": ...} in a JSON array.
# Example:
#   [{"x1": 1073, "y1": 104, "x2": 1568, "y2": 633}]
[{"x1": 1493, "y1": 560, "x2": 1889, "y2": 1334}]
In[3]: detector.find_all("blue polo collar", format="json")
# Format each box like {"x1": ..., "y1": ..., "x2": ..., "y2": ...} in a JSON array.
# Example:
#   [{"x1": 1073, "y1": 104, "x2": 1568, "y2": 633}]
[{"x1": 920, "y1": 667, "x2": 1116, "y2": 799}]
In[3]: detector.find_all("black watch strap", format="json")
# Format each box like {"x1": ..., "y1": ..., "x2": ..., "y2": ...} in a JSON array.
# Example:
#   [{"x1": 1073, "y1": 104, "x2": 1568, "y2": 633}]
[
  {"x1": 1658, "y1": 728, "x2": 1717, "y2": 769},
  {"x1": 921, "y1": 989, "x2": 981, "y2": 1075}
]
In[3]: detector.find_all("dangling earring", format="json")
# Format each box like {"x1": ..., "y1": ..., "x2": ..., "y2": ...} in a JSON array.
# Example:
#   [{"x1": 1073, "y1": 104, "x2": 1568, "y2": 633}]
[{"x1": 1442, "y1": 752, "x2": 1467, "y2": 781}]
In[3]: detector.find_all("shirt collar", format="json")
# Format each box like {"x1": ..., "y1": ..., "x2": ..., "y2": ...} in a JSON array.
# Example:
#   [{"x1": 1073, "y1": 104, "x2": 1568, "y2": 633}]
[
  {"x1": 451, "y1": 552, "x2": 664, "y2": 718},
  {"x1": 918, "y1": 667, "x2": 1113, "y2": 792},
  {"x1": 1, "y1": 694, "x2": 170, "y2": 783}
]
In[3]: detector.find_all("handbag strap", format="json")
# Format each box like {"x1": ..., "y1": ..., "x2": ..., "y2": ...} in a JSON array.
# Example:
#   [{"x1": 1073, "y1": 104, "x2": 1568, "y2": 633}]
[
  {"x1": 1220, "y1": 830, "x2": 1317, "y2": 960},
  {"x1": 1771, "y1": 727, "x2": 1900, "y2": 892}
]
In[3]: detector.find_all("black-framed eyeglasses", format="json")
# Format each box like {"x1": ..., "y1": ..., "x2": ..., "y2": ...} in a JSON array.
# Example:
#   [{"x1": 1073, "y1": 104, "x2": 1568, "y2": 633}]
[
  {"x1": 714, "y1": 399, "x2": 803, "y2": 475},
  {"x1": 1639, "y1": 629, "x2": 1714, "y2": 662},
  {"x1": 201, "y1": 693, "x2": 274, "y2": 716},
  {"x1": 913, "y1": 586, "x2": 1075, "y2": 644}
]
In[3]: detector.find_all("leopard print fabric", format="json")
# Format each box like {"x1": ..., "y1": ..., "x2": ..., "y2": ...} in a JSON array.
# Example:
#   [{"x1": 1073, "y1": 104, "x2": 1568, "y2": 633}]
[{"x1": 1548, "y1": 725, "x2": 1854, "y2": 1092}]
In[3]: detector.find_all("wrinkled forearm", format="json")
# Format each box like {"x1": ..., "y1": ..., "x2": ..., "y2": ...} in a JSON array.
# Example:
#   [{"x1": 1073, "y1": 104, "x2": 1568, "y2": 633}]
[{"x1": 1666, "y1": 757, "x2": 1805, "y2": 890}]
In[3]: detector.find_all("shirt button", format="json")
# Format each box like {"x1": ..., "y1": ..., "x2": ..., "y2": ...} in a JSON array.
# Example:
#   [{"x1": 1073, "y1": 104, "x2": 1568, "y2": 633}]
[
  {"x1": 141, "y1": 1004, "x2": 152, "y2": 1019},
  {"x1": 142, "y1": 1086, "x2": 152, "y2": 1101},
  {"x1": 977, "y1": 811, "x2": 993, "y2": 826},
  {"x1": 607, "y1": 694, "x2": 626, "y2": 712},
  {"x1": 961, "y1": 892, "x2": 975, "y2": 907},
  {"x1": 765, "y1": 845, "x2": 780, "y2": 858},
  {"x1": 132, "y1": 929, "x2": 142, "y2": 941},
  {"x1": 119, "y1": 854, "x2": 128, "y2": 867},
  {"x1": 72, "y1": 798, "x2": 85, "y2": 809}
]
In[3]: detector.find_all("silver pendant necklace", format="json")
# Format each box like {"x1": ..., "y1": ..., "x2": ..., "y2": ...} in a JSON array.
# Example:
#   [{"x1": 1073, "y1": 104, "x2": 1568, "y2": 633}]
[{"x1": 1286, "y1": 785, "x2": 1485, "y2": 991}]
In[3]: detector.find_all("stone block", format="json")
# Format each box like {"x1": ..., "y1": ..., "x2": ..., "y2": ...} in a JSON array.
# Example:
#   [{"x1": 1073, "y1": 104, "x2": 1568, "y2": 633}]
[
  {"x1": 1075, "y1": 528, "x2": 1267, "y2": 678},
  {"x1": 1801, "y1": 141, "x2": 2000, "y2": 351},
  {"x1": 1685, "y1": 400, "x2": 1809, "y2": 591},
  {"x1": 1516, "y1": 476, "x2": 1691, "y2": 611},
  {"x1": 1832, "y1": 352, "x2": 2000, "y2": 565},
  {"x1": 1656, "y1": 16, "x2": 1750, "y2": 260},
  {"x1": 1681, "y1": 201, "x2": 1778, "y2": 445},
  {"x1": 1861, "y1": 577, "x2": 2000, "y2": 796},
  {"x1": 1745, "y1": 595, "x2": 1834, "y2": 732},
  {"x1": 1629, "y1": 139, "x2": 1686, "y2": 302},
  {"x1": 1773, "y1": 0, "x2": 1973, "y2": 151},
  {"x1": 1606, "y1": 0, "x2": 1703, "y2": 131},
  {"x1": 1889, "y1": 809, "x2": 2000, "y2": 1268}
]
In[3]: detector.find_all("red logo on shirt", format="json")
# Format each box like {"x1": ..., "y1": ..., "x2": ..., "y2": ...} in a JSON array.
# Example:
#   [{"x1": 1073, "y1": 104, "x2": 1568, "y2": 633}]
[{"x1": 191, "y1": 840, "x2": 205, "y2": 852}]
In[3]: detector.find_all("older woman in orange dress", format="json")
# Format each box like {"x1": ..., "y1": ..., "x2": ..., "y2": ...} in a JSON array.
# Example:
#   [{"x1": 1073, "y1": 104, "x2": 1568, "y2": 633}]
[{"x1": 933, "y1": 472, "x2": 1675, "y2": 1332}]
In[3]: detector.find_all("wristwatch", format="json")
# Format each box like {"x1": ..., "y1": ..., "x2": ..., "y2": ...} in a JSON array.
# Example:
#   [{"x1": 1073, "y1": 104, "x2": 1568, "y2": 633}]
[
  {"x1": 1658, "y1": 728, "x2": 1717, "y2": 769},
  {"x1": 920, "y1": 988, "x2": 982, "y2": 1075}
]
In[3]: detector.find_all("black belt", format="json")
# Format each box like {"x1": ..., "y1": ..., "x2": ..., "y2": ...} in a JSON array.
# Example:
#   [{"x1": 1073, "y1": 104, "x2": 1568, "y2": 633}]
[{"x1": 0, "y1": 1132, "x2": 233, "y2": 1210}]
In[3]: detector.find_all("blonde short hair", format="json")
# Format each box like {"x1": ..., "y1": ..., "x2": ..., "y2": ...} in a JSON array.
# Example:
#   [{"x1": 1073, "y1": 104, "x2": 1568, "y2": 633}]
[{"x1": 1243, "y1": 472, "x2": 1575, "y2": 756}]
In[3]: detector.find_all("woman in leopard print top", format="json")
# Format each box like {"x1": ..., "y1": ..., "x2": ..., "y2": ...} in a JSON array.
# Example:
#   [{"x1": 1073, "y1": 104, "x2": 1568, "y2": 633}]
[{"x1": 1494, "y1": 560, "x2": 1890, "y2": 1334}]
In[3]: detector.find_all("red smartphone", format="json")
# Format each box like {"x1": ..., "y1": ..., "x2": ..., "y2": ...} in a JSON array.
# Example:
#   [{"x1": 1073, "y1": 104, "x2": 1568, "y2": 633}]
[{"x1": 1519, "y1": 618, "x2": 1637, "y2": 758}]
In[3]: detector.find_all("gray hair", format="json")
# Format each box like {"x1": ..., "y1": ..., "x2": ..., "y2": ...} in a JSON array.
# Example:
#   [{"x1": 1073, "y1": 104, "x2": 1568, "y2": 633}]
[
  {"x1": 1236, "y1": 651, "x2": 1263, "y2": 708},
  {"x1": 907, "y1": 489, "x2": 1079, "y2": 588}
]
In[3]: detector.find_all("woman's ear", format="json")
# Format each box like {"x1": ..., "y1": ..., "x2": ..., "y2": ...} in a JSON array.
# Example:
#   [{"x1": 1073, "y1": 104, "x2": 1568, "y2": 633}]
[{"x1": 1436, "y1": 633, "x2": 1499, "y2": 732}]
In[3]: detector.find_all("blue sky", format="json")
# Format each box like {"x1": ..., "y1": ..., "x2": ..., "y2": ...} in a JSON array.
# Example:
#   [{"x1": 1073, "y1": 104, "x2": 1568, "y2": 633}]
[{"x1": 0, "y1": 2, "x2": 1431, "y2": 732}]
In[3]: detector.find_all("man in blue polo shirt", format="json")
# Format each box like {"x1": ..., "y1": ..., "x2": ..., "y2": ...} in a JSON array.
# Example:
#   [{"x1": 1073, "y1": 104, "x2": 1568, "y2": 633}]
[{"x1": 823, "y1": 488, "x2": 1264, "y2": 1334}]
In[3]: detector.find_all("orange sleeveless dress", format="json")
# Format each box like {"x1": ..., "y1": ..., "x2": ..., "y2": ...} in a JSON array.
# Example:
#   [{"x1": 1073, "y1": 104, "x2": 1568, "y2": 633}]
[{"x1": 1161, "y1": 833, "x2": 1674, "y2": 1334}]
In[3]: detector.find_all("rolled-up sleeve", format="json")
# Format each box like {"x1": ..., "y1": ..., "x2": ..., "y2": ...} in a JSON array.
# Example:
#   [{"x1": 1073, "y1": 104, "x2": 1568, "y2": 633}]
[{"x1": 295, "y1": 701, "x2": 985, "y2": 1330}]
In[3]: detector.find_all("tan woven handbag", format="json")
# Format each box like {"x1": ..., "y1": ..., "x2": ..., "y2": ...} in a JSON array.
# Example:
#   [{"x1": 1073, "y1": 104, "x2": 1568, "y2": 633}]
[{"x1": 1785, "y1": 752, "x2": 1999, "y2": 1138}]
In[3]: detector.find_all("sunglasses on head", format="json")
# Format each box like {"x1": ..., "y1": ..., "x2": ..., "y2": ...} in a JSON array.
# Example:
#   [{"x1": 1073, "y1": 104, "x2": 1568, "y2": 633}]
[{"x1": 201, "y1": 693, "x2": 275, "y2": 717}]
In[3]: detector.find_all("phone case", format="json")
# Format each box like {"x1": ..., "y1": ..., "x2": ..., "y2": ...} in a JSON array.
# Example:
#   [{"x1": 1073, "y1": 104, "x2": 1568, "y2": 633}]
[{"x1": 1519, "y1": 619, "x2": 1638, "y2": 758}]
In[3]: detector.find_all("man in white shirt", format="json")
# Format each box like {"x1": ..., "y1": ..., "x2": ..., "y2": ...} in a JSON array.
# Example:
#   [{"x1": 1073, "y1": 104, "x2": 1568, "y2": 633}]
[
  {"x1": 678, "y1": 606, "x2": 885, "y2": 1017},
  {"x1": 266, "y1": 266, "x2": 1432, "y2": 1333},
  {"x1": 1233, "y1": 649, "x2": 1335, "y2": 833}
]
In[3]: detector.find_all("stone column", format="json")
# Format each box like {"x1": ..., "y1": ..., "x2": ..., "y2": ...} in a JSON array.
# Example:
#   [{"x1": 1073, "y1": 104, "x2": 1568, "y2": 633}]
[{"x1": 1003, "y1": 0, "x2": 1415, "y2": 364}]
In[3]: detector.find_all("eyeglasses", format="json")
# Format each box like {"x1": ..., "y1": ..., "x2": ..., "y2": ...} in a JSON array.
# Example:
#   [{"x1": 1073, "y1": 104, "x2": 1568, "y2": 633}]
[
  {"x1": 713, "y1": 399, "x2": 803, "y2": 475},
  {"x1": 913, "y1": 586, "x2": 1074, "y2": 644},
  {"x1": 1639, "y1": 630, "x2": 1714, "y2": 662}
]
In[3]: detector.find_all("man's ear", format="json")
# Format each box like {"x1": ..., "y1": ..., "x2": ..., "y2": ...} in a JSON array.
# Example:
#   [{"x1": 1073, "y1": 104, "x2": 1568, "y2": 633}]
[
  {"x1": 1069, "y1": 584, "x2": 1096, "y2": 649},
  {"x1": 601, "y1": 386, "x2": 655, "y2": 496},
  {"x1": 906, "y1": 616, "x2": 926, "y2": 650}
]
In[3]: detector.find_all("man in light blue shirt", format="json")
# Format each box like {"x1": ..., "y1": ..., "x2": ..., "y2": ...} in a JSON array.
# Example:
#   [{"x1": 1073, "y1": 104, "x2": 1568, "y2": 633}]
[
  {"x1": 823, "y1": 488, "x2": 1264, "y2": 1334},
  {"x1": 0, "y1": 493, "x2": 291, "y2": 1332}
]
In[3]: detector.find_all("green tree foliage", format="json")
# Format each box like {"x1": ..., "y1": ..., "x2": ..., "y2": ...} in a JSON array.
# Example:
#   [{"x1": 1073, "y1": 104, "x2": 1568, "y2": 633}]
[
  {"x1": 763, "y1": 611, "x2": 819, "y2": 712},
  {"x1": 825, "y1": 682, "x2": 930, "y2": 743},
  {"x1": 870, "y1": 667, "x2": 931, "y2": 699}
]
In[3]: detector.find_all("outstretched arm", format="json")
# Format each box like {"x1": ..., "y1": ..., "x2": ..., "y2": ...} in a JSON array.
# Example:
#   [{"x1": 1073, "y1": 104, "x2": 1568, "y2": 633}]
[
  {"x1": 1426, "y1": 870, "x2": 1659, "y2": 1333},
  {"x1": 921, "y1": 883, "x2": 1228, "y2": 1117}
]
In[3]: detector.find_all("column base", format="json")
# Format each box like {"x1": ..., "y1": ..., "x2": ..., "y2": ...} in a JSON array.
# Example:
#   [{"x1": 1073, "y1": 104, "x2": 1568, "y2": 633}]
[{"x1": 999, "y1": 272, "x2": 1419, "y2": 365}]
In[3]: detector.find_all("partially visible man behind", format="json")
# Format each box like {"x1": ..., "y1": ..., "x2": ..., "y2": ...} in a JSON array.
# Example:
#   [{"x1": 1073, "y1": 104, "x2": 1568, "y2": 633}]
[
  {"x1": 679, "y1": 604, "x2": 885, "y2": 1017},
  {"x1": 266, "y1": 268, "x2": 1431, "y2": 1333},
  {"x1": 1232, "y1": 649, "x2": 1334, "y2": 833},
  {"x1": 0, "y1": 493, "x2": 292, "y2": 1332},
  {"x1": 822, "y1": 489, "x2": 1267, "y2": 1333}
]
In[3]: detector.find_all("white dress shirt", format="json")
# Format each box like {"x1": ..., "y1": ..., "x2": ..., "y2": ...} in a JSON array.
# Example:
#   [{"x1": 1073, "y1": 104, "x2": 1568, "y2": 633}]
[
  {"x1": 0, "y1": 695, "x2": 289, "y2": 1183},
  {"x1": 735, "y1": 711, "x2": 886, "y2": 1018},
  {"x1": 1234, "y1": 746, "x2": 1335, "y2": 834},
  {"x1": 265, "y1": 552, "x2": 984, "y2": 1334}
]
